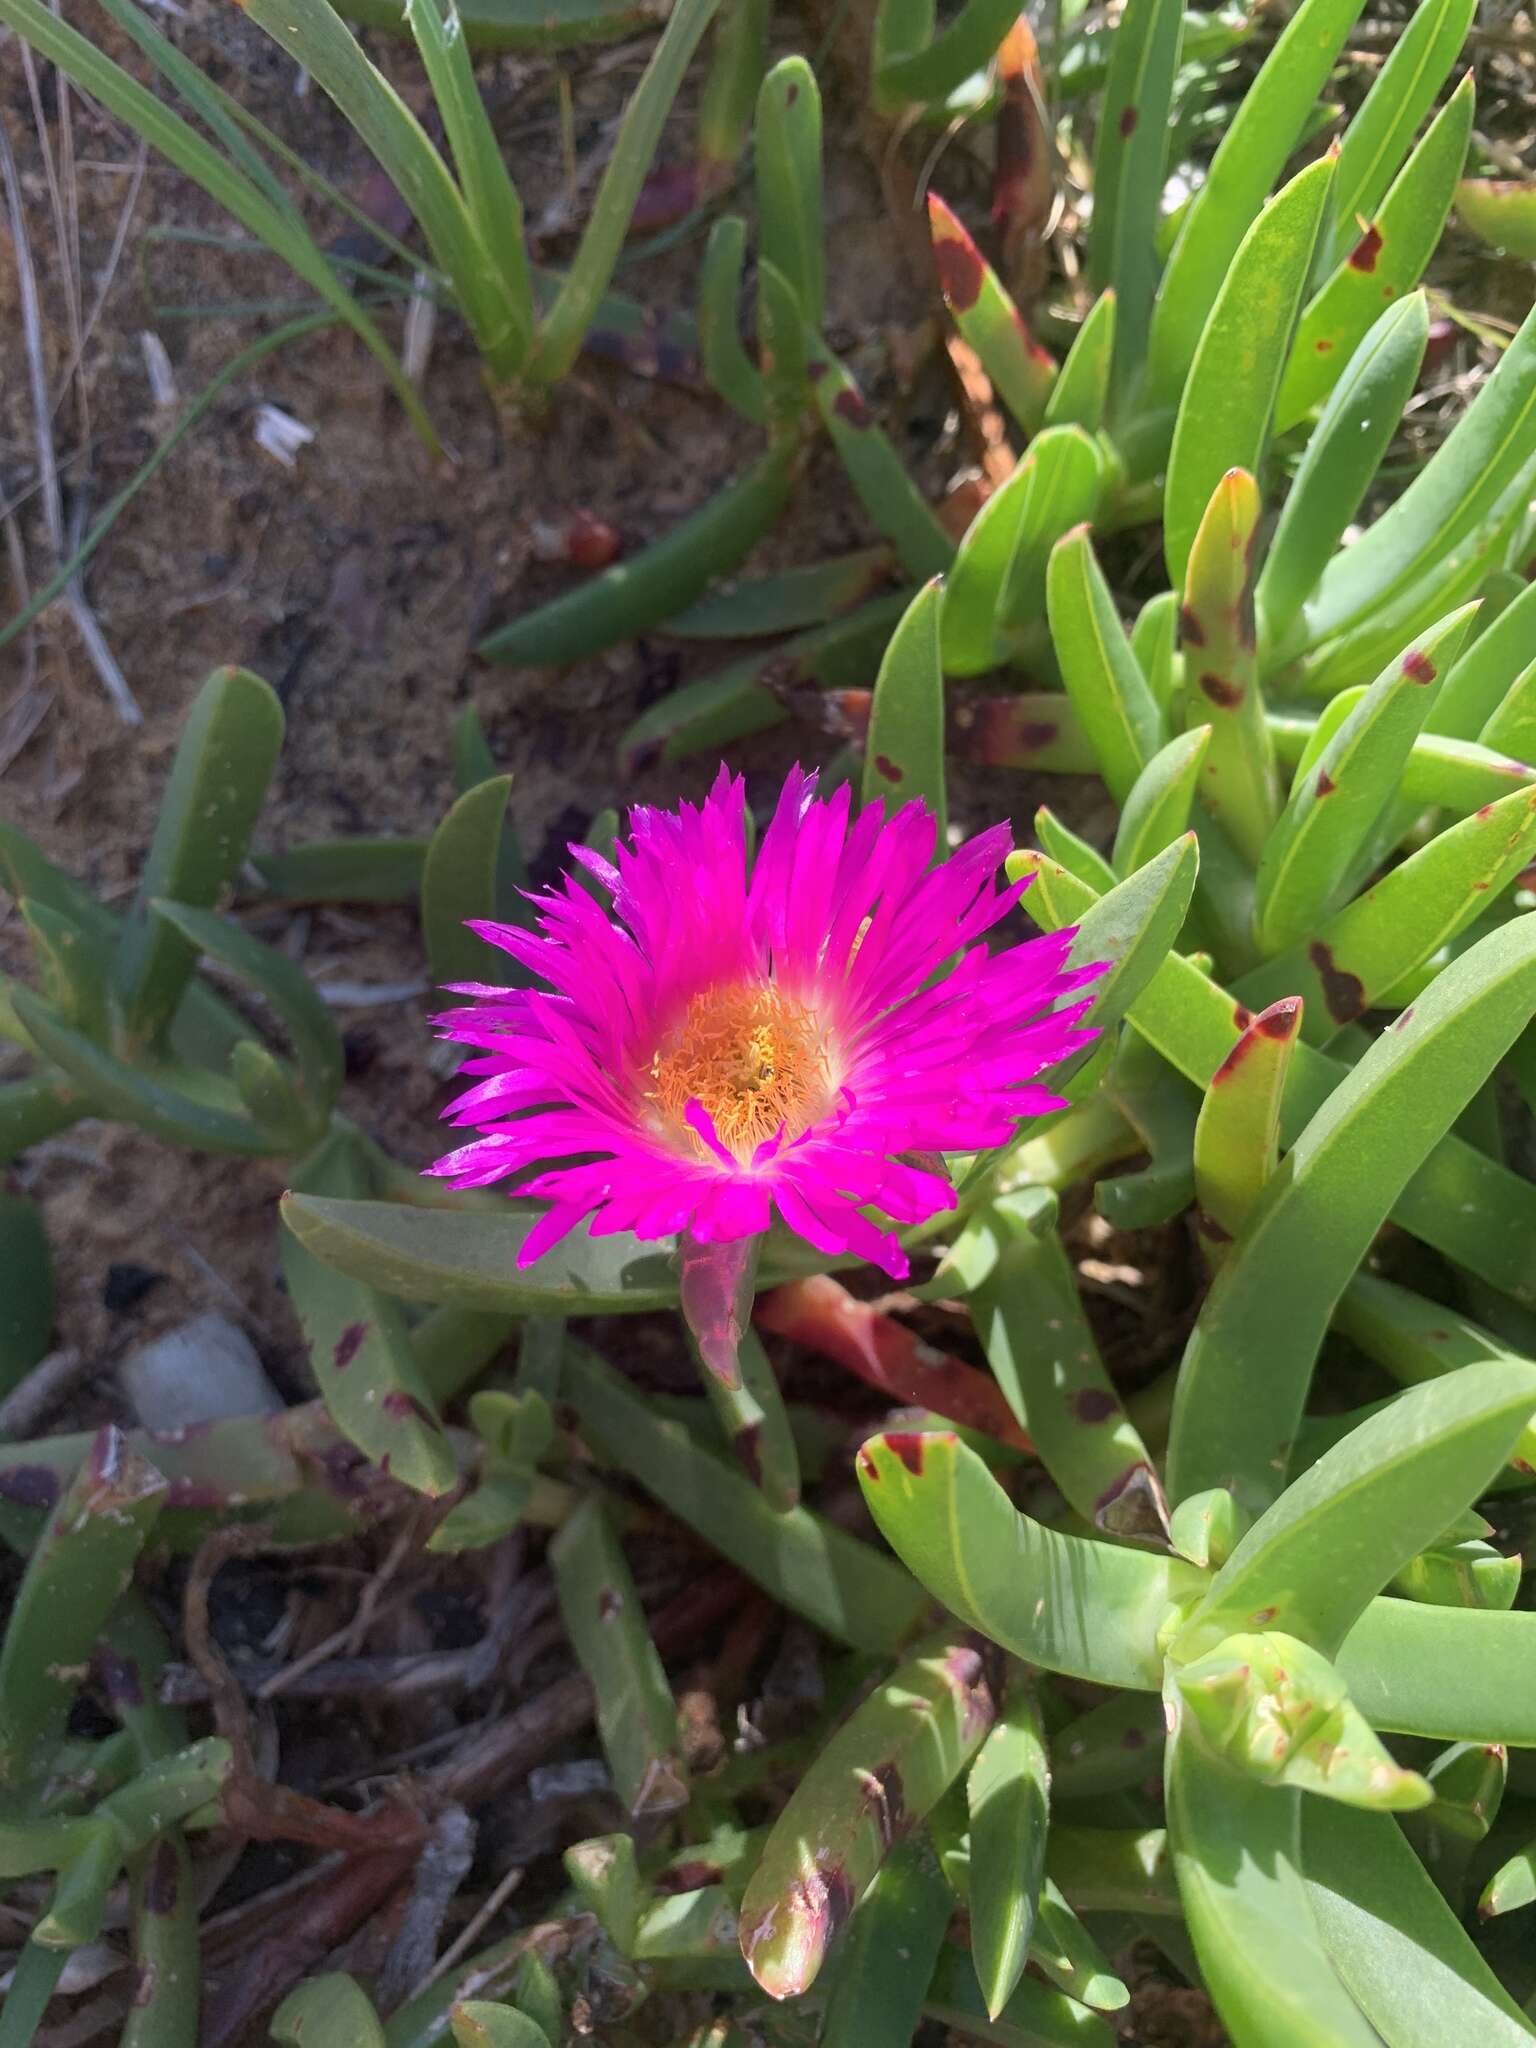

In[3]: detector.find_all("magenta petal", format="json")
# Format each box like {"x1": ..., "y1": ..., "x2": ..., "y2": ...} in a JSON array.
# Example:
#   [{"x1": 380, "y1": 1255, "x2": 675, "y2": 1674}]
[{"x1": 427, "y1": 763, "x2": 1108, "y2": 1280}]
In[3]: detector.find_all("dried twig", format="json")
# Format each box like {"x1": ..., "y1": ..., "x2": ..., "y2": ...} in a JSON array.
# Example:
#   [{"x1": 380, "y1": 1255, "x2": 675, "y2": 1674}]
[{"x1": 0, "y1": 1347, "x2": 88, "y2": 1438}]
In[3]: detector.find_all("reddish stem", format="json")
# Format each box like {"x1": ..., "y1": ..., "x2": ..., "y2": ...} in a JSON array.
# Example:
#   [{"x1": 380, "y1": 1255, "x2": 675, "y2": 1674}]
[{"x1": 755, "y1": 1275, "x2": 1033, "y2": 1452}]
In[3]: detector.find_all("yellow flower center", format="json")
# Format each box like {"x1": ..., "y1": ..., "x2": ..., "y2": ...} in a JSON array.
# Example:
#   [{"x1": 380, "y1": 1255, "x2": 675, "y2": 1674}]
[{"x1": 648, "y1": 982, "x2": 831, "y2": 1160}]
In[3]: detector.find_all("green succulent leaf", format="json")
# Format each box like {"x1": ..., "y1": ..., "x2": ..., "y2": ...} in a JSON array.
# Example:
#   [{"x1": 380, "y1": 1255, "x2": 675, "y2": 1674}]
[
  {"x1": 1166, "y1": 917, "x2": 1536, "y2": 1511},
  {"x1": 1303, "y1": 296, "x2": 1536, "y2": 648},
  {"x1": 862, "y1": 578, "x2": 947, "y2": 834},
  {"x1": 0, "y1": 1191, "x2": 53, "y2": 1395},
  {"x1": 1111, "y1": 729, "x2": 1210, "y2": 877},
  {"x1": 1046, "y1": 526, "x2": 1165, "y2": 804},
  {"x1": 969, "y1": 1187, "x2": 1168, "y2": 1541},
  {"x1": 967, "y1": 1678, "x2": 1050, "y2": 2019},
  {"x1": 1166, "y1": 1735, "x2": 1381, "y2": 2048},
  {"x1": 856, "y1": 1429, "x2": 1202, "y2": 1688},
  {"x1": 1043, "y1": 291, "x2": 1117, "y2": 433},
  {"x1": 1015, "y1": 857, "x2": 1536, "y2": 1307},
  {"x1": 565, "y1": 1344, "x2": 924, "y2": 1652},
  {"x1": 552, "y1": 1499, "x2": 687, "y2": 1817},
  {"x1": 114, "y1": 667, "x2": 284, "y2": 1052},
  {"x1": 812, "y1": 356, "x2": 955, "y2": 580},
  {"x1": 282, "y1": 1133, "x2": 459, "y2": 1498},
  {"x1": 1174, "y1": 1630, "x2": 1431, "y2": 1809},
  {"x1": 1324, "y1": 0, "x2": 1475, "y2": 263},
  {"x1": 942, "y1": 431, "x2": 1104, "y2": 677},
  {"x1": 148, "y1": 899, "x2": 345, "y2": 1121},
  {"x1": 1088, "y1": 0, "x2": 1181, "y2": 396},
  {"x1": 1178, "y1": 467, "x2": 1278, "y2": 862},
  {"x1": 0, "y1": 1428, "x2": 166, "y2": 1789},
  {"x1": 1190, "y1": 995, "x2": 1301, "y2": 1263},
  {"x1": 738, "y1": 1628, "x2": 996, "y2": 1998},
  {"x1": 1144, "y1": 0, "x2": 1367, "y2": 408},
  {"x1": 1164, "y1": 154, "x2": 1333, "y2": 588},
  {"x1": 272, "y1": 1973, "x2": 387, "y2": 2048},
  {"x1": 1276, "y1": 73, "x2": 1473, "y2": 432},
  {"x1": 449, "y1": 2004, "x2": 552, "y2": 2048},
  {"x1": 1258, "y1": 292, "x2": 1430, "y2": 645},
  {"x1": 249, "y1": 836, "x2": 428, "y2": 905},
  {"x1": 422, "y1": 775, "x2": 519, "y2": 996},
  {"x1": 1303, "y1": 1799, "x2": 1536, "y2": 2043},
  {"x1": 1178, "y1": 1360, "x2": 1536, "y2": 1661},
  {"x1": 1236, "y1": 782, "x2": 1536, "y2": 1042},
  {"x1": 1456, "y1": 176, "x2": 1536, "y2": 260},
  {"x1": 479, "y1": 443, "x2": 797, "y2": 664},
  {"x1": 1254, "y1": 605, "x2": 1475, "y2": 955},
  {"x1": 754, "y1": 57, "x2": 823, "y2": 334},
  {"x1": 11, "y1": 987, "x2": 275, "y2": 1157},
  {"x1": 817, "y1": 1834, "x2": 953, "y2": 2047},
  {"x1": 928, "y1": 194, "x2": 1058, "y2": 434}
]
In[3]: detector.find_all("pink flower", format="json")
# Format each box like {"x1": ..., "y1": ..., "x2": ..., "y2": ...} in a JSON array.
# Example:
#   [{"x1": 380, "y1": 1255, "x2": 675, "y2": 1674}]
[{"x1": 427, "y1": 767, "x2": 1103, "y2": 1279}]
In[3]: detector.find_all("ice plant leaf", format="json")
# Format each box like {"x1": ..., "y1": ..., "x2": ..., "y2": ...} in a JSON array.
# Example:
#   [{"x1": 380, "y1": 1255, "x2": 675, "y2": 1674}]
[
  {"x1": 1031, "y1": 1882, "x2": 1129, "y2": 2011},
  {"x1": 282, "y1": 1131, "x2": 458, "y2": 1499},
  {"x1": 148, "y1": 899, "x2": 345, "y2": 1126},
  {"x1": 1111, "y1": 727, "x2": 1210, "y2": 878},
  {"x1": 1174, "y1": 1631, "x2": 1430, "y2": 1810},
  {"x1": 1302, "y1": 297, "x2": 1536, "y2": 649},
  {"x1": 249, "y1": 835, "x2": 428, "y2": 905},
  {"x1": 816, "y1": 1834, "x2": 952, "y2": 2047},
  {"x1": 0, "y1": 1191, "x2": 52, "y2": 1395},
  {"x1": 738, "y1": 1628, "x2": 996, "y2": 1998},
  {"x1": 1254, "y1": 605, "x2": 1474, "y2": 955},
  {"x1": 551, "y1": 1497, "x2": 687, "y2": 1818},
  {"x1": 1042, "y1": 290, "x2": 1117, "y2": 433},
  {"x1": 1167, "y1": 917, "x2": 1536, "y2": 1513},
  {"x1": 857, "y1": 1430, "x2": 1200, "y2": 1688},
  {"x1": 1338, "y1": 1602, "x2": 1536, "y2": 1746},
  {"x1": 1233, "y1": 783, "x2": 1536, "y2": 1045},
  {"x1": 280, "y1": 1194, "x2": 696, "y2": 1311},
  {"x1": 754, "y1": 57, "x2": 823, "y2": 336},
  {"x1": 271, "y1": 1973, "x2": 387, "y2": 2048},
  {"x1": 114, "y1": 666, "x2": 284, "y2": 1052},
  {"x1": 479, "y1": 444, "x2": 796, "y2": 665},
  {"x1": 1088, "y1": 0, "x2": 1181, "y2": 396},
  {"x1": 1179, "y1": 468, "x2": 1278, "y2": 863},
  {"x1": 942, "y1": 434, "x2": 1104, "y2": 679},
  {"x1": 923, "y1": 1944, "x2": 1118, "y2": 2044},
  {"x1": 1325, "y1": 0, "x2": 1474, "y2": 263},
  {"x1": 1191, "y1": 996, "x2": 1301, "y2": 1264},
  {"x1": 1258, "y1": 293, "x2": 1429, "y2": 647},
  {"x1": 1014, "y1": 858, "x2": 1536, "y2": 1308},
  {"x1": 967, "y1": 1676, "x2": 1050, "y2": 2018},
  {"x1": 423, "y1": 775, "x2": 518, "y2": 996},
  {"x1": 969, "y1": 1187, "x2": 1169, "y2": 1542},
  {"x1": 1276, "y1": 73, "x2": 1473, "y2": 432},
  {"x1": 564, "y1": 1343, "x2": 924, "y2": 1651},
  {"x1": 812, "y1": 355, "x2": 956, "y2": 580},
  {"x1": 1304, "y1": 1800, "x2": 1536, "y2": 2044},
  {"x1": 1143, "y1": 0, "x2": 1368, "y2": 409},
  {"x1": 1164, "y1": 155, "x2": 1333, "y2": 589},
  {"x1": 0, "y1": 1427, "x2": 166, "y2": 1790},
  {"x1": 927, "y1": 193, "x2": 1058, "y2": 435},
  {"x1": 1047, "y1": 527, "x2": 1164, "y2": 804},
  {"x1": 426, "y1": 767, "x2": 1101, "y2": 1284},
  {"x1": 1334, "y1": 1274, "x2": 1536, "y2": 1475},
  {"x1": 10, "y1": 987, "x2": 275, "y2": 1158},
  {"x1": 863, "y1": 578, "x2": 946, "y2": 834},
  {"x1": 1456, "y1": 176, "x2": 1536, "y2": 260},
  {"x1": 1165, "y1": 1738, "x2": 1378, "y2": 2048},
  {"x1": 1177, "y1": 1359, "x2": 1536, "y2": 1660},
  {"x1": 448, "y1": 2005, "x2": 551, "y2": 2048}
]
